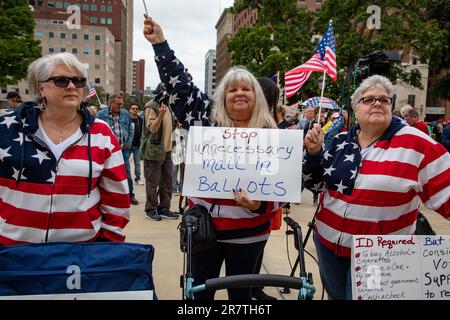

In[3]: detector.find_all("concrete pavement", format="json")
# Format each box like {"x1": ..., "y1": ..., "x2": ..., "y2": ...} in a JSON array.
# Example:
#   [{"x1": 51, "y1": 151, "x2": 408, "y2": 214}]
[{"x1": 124, "y1": 163, "x2": 450, "y2": 300}]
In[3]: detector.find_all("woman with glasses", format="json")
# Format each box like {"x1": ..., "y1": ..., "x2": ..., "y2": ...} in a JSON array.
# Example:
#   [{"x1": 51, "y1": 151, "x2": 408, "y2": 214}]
[
  {"x1": 303, "y1": 75, "x2": 450, "y2": 300},
  {"x1": 0, "y1": 53, "x2": 130, "y2": 245}
]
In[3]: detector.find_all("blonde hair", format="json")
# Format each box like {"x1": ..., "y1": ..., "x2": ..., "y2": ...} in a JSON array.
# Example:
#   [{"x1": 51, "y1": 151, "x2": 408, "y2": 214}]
[
  {"x1": 27, "y1": 52, "x2": 88, "y2": 102},
  {"x1": 212, "y1": 66, "x2": 276, "y2": 128}
]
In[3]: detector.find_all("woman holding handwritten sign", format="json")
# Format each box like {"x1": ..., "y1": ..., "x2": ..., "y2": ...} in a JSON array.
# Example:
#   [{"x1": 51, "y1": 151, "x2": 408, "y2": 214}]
[
  {"x1": 143, "y1": 14, "x2": 283, "y2": 300},
  {"x1": 303, "y1": 75, "x2": 450, "y2": 300}
]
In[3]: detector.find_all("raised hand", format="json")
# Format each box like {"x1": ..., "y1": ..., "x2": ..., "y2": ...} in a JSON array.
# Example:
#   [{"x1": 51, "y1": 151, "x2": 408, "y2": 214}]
[
  {"x1": 159, "y1": 103, "x2": 168, "y2": 118},
  {"x1": 304, "y1": 123, "x2": 323, "y2": 155},
  {"x1": 143, "y1": 14, "x2": 165, "y2": 44}
]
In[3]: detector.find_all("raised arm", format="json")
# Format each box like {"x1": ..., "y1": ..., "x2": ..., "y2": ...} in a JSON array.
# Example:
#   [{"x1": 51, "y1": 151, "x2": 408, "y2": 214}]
[{"x1": 143, "y1": 15, "x2": 212, "y2": 130}]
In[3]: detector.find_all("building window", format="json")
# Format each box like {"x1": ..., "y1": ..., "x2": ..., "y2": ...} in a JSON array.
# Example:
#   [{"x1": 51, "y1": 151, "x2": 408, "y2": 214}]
[
  {"x1": 25, "y1": 89, "x2": 29, "y2": 95},
  {"x1": 1, "y1": 88, "x2": 7, "y2": 94},
  {"x1": 91, "y1": 4, "x2": 97, "y2": 11},
  {"x1": 49, "y1": 32, "x2": 54, "y2": 38},
  {"x1": 49, "y1": 47, "x2": 55, "y2": 53},
  {"x1": 36, "y1": 31, "x2": 44, "y2": 37},
  {"x1": 84, "y1": 34, "x2": 89, "y2": 40},
  {"x1": 83, "y1": 48, "x2": 89, "y2": 55},
  {"x1": 90, "y1": 17, "x2": 97, "y2": 23},
  {"x1": 95, "y1": 49, "x2": 100, "y2": 55},
  {"x1": 95, "y1": 64, "x2": 100, "y2": 70},
  {"x1": 100, "y1": 5, "x2": 106, "y2": 12},
  {"x1": 100, "y1": 17, "x2": 106, "y2": 24},
  {"x1": 107, "y1": 5, "x2": 112, "y2": 12},
  {"x1": 82, "y1": 4, "x2": 89, "y2": 11},
  {"x1": 60, "y1": 48, "x2": 66, "y2": 52},
  {"x1": 38, "y1": 46, "x2": 42, "y2": 53},
  {"x1": 72, "y1": 48, "x2": 78, "y2": 54},
  {"x1": 107, "y1": 18, "x2": 112, "y2": 24},
  {"x1": 95, "y1": 78, "x2": 101, "y2": 84},
  {"x1": 60, "y1": 32, "x2": 66, "y2": 39},
  {"x1": 408, "y1": 95, "x2": 416, "y2": 108},
  {"x1": 72, "y1": 33, "x2": 77, "y2": 40},
  {"x1": 55, "y1": 2, "x2": 63, "y2": 9},
  {"x1": 48, "y1": 1, "x2": 55, "y2": 7},
  {"x1": 64, "y1": 2, "x2": 70, "y2": 9},
  {"x1": 95, "y1": 35, "x2": 101, "y2": 41}
]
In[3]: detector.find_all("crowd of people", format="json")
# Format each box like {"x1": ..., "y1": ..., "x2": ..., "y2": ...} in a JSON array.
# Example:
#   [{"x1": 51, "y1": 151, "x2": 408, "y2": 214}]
[{"x1": 0, "y1": 13, "x2": 448, "y2": 301}]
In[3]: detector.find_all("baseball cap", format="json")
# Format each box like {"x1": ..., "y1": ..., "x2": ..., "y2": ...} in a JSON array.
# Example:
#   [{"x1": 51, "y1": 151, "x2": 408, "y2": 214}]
[{"x1": 6, "y1": 91, "x2": 20, "y2": 99}]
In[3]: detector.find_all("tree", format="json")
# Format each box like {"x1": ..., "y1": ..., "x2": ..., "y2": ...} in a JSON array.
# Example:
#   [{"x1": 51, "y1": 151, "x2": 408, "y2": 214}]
[
  {"x1": 317, "y1": 0, "x2": 447, "y2": 99},
  {"x1": 229, "y1": 0, "x2": 317, "y2": 102},
  {"x1": 0, "y1": 1, "x2": 41, "y2": 87}
]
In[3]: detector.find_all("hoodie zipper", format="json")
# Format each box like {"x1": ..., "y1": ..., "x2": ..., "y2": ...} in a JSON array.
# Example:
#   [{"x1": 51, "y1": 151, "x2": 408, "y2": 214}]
[{"x1": 30, "y1": 133, "x2": 85, "y2": 242}]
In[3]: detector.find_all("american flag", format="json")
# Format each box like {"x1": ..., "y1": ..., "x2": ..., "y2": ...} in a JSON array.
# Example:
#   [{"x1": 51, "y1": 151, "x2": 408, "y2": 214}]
[
  {"x1": 317, "y1": 23, "x2": 337, "y2": 81},
  {"x1": 86, "y1": 81, "x2": 97, "y2": 100},
  {"x1": 284, "y1": 21, "x2": 337, "y2": 98}
]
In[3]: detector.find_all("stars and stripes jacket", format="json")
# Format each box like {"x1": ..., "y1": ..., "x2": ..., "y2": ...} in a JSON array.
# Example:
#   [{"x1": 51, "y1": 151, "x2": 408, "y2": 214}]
[
  {"x1": 303, "y1": 117, "x2": 450, "y2": 257},
  {"x1": 0, "y1": 102, "x2": 130, "y2": 245},
  {"x1": 153, "y1": 41, "x2": 280, "y2": 244}
]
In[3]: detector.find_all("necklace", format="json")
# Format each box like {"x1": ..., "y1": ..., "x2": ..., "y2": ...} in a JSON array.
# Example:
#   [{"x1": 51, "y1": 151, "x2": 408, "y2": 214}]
[{"x1": 41, "y1": 113, "x2": 80, "y2": 144}]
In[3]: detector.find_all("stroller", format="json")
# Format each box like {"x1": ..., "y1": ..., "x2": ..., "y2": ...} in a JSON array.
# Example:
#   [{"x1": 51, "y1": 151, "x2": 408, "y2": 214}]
[
  {"x1": 0, "y1": 242, "x2": 157, "y2": 300},
  {"x1": 179, "y1": 212, "x2": 316, "y2": 300}
]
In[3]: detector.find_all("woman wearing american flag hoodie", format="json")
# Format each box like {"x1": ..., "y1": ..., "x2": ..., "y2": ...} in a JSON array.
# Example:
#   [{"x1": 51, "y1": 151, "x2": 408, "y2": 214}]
[
  {"x1": 144, "y1": 15, "x2": 283, "y2": 300},
  {"x1": 303, "y1": 75, "x2": 450, "y2": 300},
  {"x1": 0, "y1": 53, "x2": 130, "y2": 245}
]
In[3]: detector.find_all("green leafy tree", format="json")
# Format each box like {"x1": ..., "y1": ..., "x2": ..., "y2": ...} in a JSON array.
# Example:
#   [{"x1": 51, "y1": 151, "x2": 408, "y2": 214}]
[
  {"x1": 0, "y1": 1, "x2": 41, "y2": 87},
  {"x1": 317, "y1": 0, "x2": 447, "y2": 101},
  {"x1": 229, "y1": 0, "x2": 317, "y2": 102}
]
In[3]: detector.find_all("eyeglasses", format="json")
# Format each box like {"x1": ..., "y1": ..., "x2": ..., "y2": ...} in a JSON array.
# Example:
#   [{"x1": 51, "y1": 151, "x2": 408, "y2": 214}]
[
  {"x1": 358, "y1": 96, "x2": 393, "y2": 106},
  {"x1": 42, "y1": 76, "x2": 87, "y2": 88}
]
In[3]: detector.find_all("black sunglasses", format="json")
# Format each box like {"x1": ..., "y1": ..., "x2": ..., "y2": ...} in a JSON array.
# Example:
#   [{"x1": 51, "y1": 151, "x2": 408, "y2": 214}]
[{"x1": 42, "y1": 76, "x2": 87, "y2": 88}]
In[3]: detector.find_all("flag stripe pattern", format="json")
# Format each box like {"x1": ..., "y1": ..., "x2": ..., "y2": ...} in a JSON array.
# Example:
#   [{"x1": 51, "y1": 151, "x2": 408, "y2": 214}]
[
  {"x1": 317, "y1": 23, "x2": 337, "y2": 81},
  {"x1": 285, "y1": 53, "x2": 323, "y2": 98},
  {"x1": 284, "y1": 22, "x2": 337, "y2": 98},
  {"x1": 303, "y1": 120, "x2": 450, "y2": 257},
  {"x1": 0, "y1": 106, "x2": 130, "y2": 245},
  {"x1": 86, "y1": 81, "x2": 97, "y2": 100}
]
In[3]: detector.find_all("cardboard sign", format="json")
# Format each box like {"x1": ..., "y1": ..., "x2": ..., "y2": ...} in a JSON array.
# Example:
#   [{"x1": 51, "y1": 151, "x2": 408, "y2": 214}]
[
  {"x1": 351, "y1": 235, "x2": 450, "y2": 300},
  {"x1": 183, "y1": 127, "x2": 303, "y2": 202}
]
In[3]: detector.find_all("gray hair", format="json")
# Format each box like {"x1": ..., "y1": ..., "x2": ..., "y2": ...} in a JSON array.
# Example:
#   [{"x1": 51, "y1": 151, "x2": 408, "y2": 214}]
[
  {"x1": 351, "y1": 75, "x2": 394, "y2": 110},
  {"x1": 27, "y1": 52, "x2": 88, "y2": 102},
  {"x1": 211, "y1": 66, "x2": 276, "y2": 128}
]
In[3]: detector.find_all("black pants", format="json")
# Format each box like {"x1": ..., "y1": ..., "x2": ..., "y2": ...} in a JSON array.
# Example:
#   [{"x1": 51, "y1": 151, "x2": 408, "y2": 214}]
[{"x1": 192, "y1": 240, "x2": 267, "y2": 300}]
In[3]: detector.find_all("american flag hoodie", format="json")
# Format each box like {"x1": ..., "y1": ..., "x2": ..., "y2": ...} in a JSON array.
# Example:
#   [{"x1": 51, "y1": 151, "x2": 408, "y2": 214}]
[
  {"x1": 303, "y1": 117, "x2": 450, "y2": 257},
  {"x1": 0, "y1": 102, "x2": 130, "y2": 245}
]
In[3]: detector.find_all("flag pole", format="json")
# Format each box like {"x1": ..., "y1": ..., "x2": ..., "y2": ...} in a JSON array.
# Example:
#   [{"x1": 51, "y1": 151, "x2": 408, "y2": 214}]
[{"x1": 317, "y1": 69, "x2": 327, "y2": 123}]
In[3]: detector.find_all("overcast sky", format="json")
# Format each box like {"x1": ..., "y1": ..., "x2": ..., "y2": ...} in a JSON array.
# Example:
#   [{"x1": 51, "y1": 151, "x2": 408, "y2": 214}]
[{"x1": 133, "y1": 0, "x2": 235, "y2": 92}]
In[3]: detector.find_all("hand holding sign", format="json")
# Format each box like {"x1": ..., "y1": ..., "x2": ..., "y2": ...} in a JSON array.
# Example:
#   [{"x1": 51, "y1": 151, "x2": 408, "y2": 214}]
[{"x1": 234, "y1": 188, "x2": 261, "y2": 211}]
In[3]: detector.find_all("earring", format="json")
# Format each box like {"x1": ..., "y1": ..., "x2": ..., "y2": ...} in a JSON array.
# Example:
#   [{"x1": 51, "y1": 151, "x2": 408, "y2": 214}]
[{"x1": 40, "y1": 97, "x2": 47, "y2": 111}]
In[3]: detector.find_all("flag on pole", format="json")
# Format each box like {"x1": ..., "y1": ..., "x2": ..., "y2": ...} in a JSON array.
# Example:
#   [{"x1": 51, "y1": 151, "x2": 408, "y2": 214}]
[
  {"x1": 284, "y1": 21, "x2": 337, "y2": 98},
  {"x1": 86, "y1": 81, "x2": 97, "y2": 100},
  {"x1": 285, "y1": 54, "x2": 323, "y2": 98},
  {"x1": 316, "y1": 22, "x2": 337, "y2": 81}
]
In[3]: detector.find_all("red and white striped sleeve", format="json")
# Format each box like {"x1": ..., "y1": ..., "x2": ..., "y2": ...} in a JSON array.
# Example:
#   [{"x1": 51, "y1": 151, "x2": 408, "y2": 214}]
[{"x1": 94, "y1": 121, "x2": 131, "y2": 241}]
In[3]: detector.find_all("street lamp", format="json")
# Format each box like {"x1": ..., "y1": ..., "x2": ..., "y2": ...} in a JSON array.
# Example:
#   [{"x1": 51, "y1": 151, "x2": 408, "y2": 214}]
[{"x1": 419, "y1": 104, "x2": 424, "y2": 120}]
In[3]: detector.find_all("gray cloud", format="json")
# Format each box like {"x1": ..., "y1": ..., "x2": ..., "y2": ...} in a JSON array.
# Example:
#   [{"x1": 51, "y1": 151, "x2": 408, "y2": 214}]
[{"x1": 133, "y1": 0, "x2": 234, "y2": 91}]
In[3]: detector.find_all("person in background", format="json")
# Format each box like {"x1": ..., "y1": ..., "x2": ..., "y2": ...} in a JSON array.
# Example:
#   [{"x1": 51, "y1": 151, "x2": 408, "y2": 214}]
[
  {"x1": 5, "y1": 91, "x2": 22, "y2": 111},
  {"x1": 141, "y1": 93, "x2": 178, "y2": 221},
  {"x1": 129, "y1": 103, "x2": 144, "y2": 186},
  {"x1": 441, "y1": 122, "x2": 450, "y2": 152},
  {"x1": 303, "y1": 75, "x2": 450, "y2": 300},
  {"x1": 403, "y1": 108, "x2": 430, "y2": 136},
  {"x1": 144, "y1": 14, "x2": 282, "y2": 300},
  {"x1": 400, "y1": 104, "x2": 414, "y2": 118},
  {"x1": 97, "y1": 95, "x2": 138, "y2": 205},
  {"x1": 0, "y1": 52, "x2": 130, "y2": 245},
  {"x1": 324, "y1": 109, "x2": 353, "y2": 147}
]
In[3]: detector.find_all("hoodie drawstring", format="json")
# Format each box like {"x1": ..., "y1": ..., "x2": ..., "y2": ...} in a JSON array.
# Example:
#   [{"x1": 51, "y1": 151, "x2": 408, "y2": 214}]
[{"x1": 86, "y1": 124, "x2": 92, "y2": 197}]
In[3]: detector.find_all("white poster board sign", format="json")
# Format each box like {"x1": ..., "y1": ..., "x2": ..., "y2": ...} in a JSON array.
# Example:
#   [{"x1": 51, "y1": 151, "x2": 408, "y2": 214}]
[
  {"x1": 183, "y1": 127, "x2": 303, "y2": 202},
  {"x1": 351, "y1": 235, "x2": 450, "y2": 300}
]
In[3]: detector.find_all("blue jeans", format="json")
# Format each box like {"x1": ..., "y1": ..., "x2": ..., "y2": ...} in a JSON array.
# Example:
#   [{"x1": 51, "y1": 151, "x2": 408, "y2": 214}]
[
  {"x1": 121, "y1": 148, "x2": 134, "y2": 198},
  {"x1": 313, "y1": 234, "x2": 352, "y2": 300},
  {"x1": 129, "y1": 145, "x2": 141, "y2": 182}
]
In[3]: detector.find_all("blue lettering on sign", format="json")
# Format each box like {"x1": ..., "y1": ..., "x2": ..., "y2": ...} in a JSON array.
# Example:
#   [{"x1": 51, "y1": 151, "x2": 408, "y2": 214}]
[{"x1": 274, "y1": 182, "x2": 287, "y2": 196}]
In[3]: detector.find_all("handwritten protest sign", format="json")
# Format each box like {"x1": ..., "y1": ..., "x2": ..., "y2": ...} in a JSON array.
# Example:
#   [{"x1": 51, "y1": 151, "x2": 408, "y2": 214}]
[
  {"x1": 182, "y1": 127, "x2": 303, "y2": 202},
  {"x1": 351, "y1": 235, "x2": 450, "y2": 300}
]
